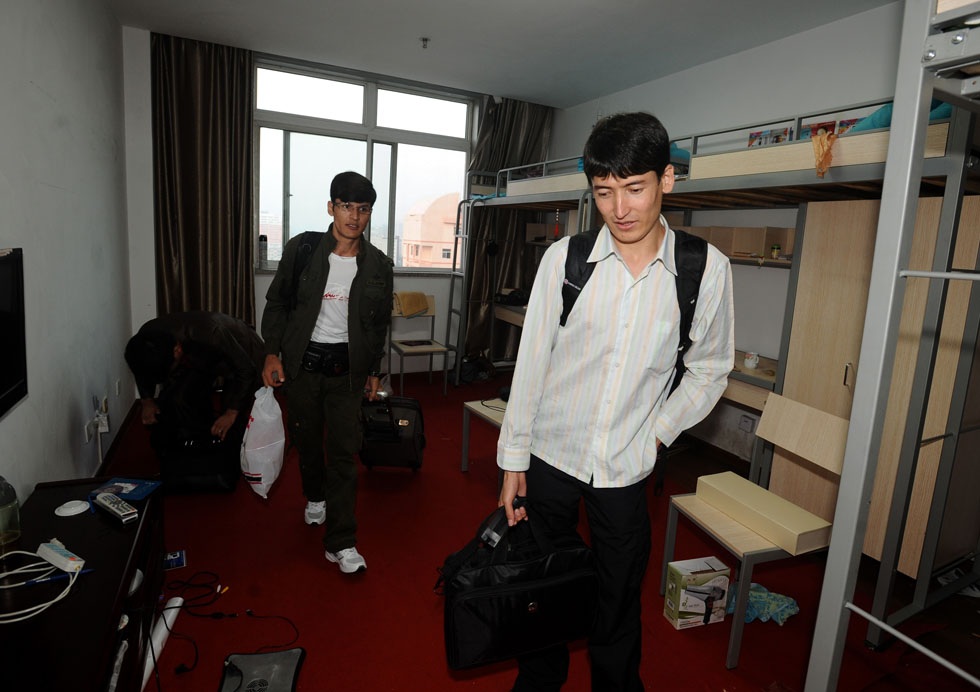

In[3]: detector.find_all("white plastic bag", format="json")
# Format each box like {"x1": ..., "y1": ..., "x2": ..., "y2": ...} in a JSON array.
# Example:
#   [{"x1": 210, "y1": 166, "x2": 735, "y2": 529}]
[{"x1": 240, "y1": 386, "x2": 286, "y2": 498}]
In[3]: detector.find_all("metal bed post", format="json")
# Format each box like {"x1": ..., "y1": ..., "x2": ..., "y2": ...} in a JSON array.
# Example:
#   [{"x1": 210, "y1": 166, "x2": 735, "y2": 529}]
[{"x1": 805, "y1": 0, "x2": 937, "y2": 688}]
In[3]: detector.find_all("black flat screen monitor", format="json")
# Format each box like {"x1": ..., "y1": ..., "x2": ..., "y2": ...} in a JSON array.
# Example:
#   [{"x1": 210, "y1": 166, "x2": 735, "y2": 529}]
[{"x1": 0, "y1": 248, "x2": 27, "y2": 419}]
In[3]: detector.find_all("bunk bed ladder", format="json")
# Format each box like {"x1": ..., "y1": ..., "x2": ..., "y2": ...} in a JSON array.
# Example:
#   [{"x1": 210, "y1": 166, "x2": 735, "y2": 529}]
[
  {"x1": 446, "y1": 198, "x2": 482, "y2": 387},
  {"x1": 805, "y1": 1, "x2": 980, "y2": 690}
]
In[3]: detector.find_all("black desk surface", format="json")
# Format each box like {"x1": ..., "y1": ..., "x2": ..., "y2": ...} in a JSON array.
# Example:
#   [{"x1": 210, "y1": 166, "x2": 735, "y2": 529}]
[{"x1": 0, "y1": 478, "x2": 161, "y2": 690}]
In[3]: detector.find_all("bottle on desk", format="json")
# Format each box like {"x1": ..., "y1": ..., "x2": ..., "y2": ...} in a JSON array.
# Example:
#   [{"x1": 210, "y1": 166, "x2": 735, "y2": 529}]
[{"x1": 0, "y1": 475, "x2": 21, "y2": 550}]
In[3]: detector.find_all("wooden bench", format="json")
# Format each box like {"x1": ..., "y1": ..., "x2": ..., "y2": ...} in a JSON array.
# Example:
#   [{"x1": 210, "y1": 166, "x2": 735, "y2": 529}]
[{"x1": 660, "y1": 393, "x2": 848, "y2": 668}]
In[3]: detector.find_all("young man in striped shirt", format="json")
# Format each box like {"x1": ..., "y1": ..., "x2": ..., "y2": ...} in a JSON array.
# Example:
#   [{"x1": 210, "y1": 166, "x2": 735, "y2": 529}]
[{"x1": 497, "y1": 112, "x2": 734, "y2": 691}]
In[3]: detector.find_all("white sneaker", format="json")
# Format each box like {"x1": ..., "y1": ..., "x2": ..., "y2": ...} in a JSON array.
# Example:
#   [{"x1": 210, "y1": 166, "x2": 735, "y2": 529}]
[
  {"x1": 304, "y1": 501, "x2": 326, "y2": 525},
  {"x1": 325, "y1": 547, "x2": 367, "y2": 573}
]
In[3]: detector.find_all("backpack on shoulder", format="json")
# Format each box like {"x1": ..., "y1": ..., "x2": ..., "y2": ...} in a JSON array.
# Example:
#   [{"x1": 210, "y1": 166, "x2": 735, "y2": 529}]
[{"x1": 560, "y1": 228, "x2": 708, "y2": 494}]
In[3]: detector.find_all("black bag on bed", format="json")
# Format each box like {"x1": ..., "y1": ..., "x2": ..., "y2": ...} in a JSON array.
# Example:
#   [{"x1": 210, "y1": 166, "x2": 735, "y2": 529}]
[
  {"x1": 359, "y1": 395, "x2": 425, "y2": 470},
  {"x1": 435, "y1": 501, "x2": 598, "y2": 670}
]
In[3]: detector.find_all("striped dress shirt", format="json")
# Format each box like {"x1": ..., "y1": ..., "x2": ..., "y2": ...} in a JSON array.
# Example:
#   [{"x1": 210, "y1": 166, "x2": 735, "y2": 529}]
[{"x1": 497, "y1": 220, "x2": 734, "y2": 488}]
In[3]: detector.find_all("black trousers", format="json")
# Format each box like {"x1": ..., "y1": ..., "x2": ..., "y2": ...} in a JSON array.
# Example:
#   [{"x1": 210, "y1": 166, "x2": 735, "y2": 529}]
[
  {"x1": 513, "y1": 456, "x2": 651, "y2": 692},
  {"x1": 285, "y1": 368, "x2": 363, "y2": 552}
]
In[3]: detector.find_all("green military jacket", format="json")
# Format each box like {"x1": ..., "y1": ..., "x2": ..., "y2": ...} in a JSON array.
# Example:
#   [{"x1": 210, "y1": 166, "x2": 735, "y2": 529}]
[{"x1": 261, "y1": 226, "x2": 394, "y2": 387}]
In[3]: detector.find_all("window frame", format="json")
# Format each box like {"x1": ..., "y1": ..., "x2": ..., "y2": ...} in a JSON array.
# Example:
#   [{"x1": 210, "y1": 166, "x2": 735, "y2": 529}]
[{"x1": 252, "y1": 56, "x2": 482, "y2": 273}]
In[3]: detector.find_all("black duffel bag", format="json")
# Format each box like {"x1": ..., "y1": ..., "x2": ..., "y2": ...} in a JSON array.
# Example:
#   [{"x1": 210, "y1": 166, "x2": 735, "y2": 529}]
[{"x1": 435, "y1": 499, "x2": 598, "y2": 670}]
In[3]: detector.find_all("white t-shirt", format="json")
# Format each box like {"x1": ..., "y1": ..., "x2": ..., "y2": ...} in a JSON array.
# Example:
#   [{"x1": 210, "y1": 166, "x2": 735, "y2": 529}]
[{"x1": 310, "y1": 253, "x2": 357, "y2": 343}]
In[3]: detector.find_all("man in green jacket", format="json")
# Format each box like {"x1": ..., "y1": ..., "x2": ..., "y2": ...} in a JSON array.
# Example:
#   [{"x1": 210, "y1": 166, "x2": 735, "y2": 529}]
[{"x1": 261, "y1": 171, "x2": 393, "y2": 574}]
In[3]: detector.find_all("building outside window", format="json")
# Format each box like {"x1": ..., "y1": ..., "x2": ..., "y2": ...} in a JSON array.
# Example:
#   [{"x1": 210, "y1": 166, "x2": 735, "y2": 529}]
[{"x1": 254, "y1": 62, "x2": 475, "y2": 270}]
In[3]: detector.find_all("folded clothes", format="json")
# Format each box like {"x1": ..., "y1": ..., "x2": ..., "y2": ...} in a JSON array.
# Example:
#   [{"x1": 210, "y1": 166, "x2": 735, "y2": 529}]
[
  {"x1": 727, "y1": 583, "x2": 800, "y2": 625},
  {"x1": 395, "y1": 291, "x2": 428, "y2": 317}
]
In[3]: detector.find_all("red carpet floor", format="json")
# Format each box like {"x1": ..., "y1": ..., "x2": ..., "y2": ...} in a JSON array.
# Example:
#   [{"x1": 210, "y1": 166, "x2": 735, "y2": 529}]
[{"x1": 105, "y1": 375, "x2": 977, "y2": 691}]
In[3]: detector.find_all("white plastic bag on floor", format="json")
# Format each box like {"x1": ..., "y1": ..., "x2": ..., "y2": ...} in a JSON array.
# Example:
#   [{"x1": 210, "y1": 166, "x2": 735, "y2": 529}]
[{"x1": 240, "y1": 386, "x2": 285, "y2": 498}]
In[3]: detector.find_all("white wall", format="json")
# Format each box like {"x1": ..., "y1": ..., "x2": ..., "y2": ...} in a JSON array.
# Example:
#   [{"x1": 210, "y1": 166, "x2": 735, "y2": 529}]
[
  {"x1": 123, "y1": 28, "x2": 157, "y2": 336},
  {"x1": 0, "y1": 0, "x2": 133, "y2": 502},
  {"x1": 551, "y1": 3, "x2": 902, "y2": 157}
]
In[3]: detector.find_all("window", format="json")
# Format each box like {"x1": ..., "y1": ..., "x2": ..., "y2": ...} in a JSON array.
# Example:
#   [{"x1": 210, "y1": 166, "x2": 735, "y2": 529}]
[{"x1": 255, "y1": 63, "x2": 474, "y2": 270}]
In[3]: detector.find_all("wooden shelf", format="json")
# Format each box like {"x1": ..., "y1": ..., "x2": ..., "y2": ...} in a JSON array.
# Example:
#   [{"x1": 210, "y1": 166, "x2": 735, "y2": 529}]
[{"x1": 678, "y1": 225, "x2": 795, "y2": 268}]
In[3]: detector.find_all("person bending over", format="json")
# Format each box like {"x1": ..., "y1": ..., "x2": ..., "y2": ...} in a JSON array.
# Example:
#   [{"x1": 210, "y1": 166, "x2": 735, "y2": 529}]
[{"x1": 125, "y1": 311, "x2": 265, "y2": 451}]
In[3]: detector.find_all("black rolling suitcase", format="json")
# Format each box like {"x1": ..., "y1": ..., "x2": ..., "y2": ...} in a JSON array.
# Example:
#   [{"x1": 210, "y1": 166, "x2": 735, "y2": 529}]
[
  {"x1": 156, "y1": 436, "x2": 240, "y2": 493},
  {"x1": 360, "y1": 396, "x2": 425, "y2": 470}
]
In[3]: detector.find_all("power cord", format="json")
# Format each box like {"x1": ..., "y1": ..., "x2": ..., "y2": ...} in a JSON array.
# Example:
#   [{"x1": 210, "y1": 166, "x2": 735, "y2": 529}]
[
  {"x1": 165, "y1": 570, "x2": 237, "y2": 619},
  {"x1": 0, "y1": 549, "x2": 81, "y2": 624},
  {"x1": 245, "y1": 608, "x2": 300, "y2": 653}
]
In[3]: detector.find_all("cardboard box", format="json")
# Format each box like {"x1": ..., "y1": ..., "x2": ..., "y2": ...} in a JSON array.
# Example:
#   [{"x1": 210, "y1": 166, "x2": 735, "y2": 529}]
[{"x1": 663, "y1": 556, "x2": 730, "y2": 629}]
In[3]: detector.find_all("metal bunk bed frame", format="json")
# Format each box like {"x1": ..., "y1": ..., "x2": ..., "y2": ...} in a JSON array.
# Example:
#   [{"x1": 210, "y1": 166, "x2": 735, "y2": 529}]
[{"x1": 806, "y1": 1, "x2": 980, "y2": 689}]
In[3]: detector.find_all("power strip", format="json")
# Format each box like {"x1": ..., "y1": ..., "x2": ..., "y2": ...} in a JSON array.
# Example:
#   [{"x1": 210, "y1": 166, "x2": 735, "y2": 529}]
[{"x1": 37, "y1": 541, "x2": 86, "y2": 573}]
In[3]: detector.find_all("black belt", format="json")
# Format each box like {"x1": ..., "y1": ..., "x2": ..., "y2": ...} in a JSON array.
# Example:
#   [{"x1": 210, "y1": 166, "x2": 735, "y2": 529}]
[{"x1": 301, "y1": 341, "x2": 350, "y2": 376}]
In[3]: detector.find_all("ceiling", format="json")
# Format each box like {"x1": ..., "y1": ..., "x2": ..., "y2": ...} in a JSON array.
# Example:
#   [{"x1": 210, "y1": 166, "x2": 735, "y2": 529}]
[{"x1": 108, "y1": 0, "x2": 897, "y2": 109}]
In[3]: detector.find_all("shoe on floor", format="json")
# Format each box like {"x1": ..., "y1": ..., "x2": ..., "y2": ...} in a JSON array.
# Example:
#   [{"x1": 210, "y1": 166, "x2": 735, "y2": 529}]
[
  {"x1": 304, "y1": 501, "x2": 326, "y2": 525},
  {"x1": 325, "y1": 547, "x2": 367, "y2": 573}
]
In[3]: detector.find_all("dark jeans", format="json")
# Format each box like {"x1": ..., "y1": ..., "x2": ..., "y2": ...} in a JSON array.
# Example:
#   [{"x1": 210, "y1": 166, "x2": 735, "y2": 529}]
[
  {"x1": 286, "y1": 368, "x2": 363, "y2": 552},
  {"x1": 513, "y1": 456, "x2": 651, "y2": 692}
]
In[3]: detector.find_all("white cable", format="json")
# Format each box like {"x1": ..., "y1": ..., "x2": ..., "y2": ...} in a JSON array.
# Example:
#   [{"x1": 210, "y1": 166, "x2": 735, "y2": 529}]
[
  {"x1": 0, "y1": 570, "x2": 78, "y2": 623},
  {"x1": 0, "y1": 554, "x2": 55, "y2": 586}
]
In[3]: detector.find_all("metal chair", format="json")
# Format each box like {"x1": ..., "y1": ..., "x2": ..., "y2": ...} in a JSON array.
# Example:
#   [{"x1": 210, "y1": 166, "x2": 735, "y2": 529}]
[{"x1": 389, "y1": 294, "x2": 451, "y2": 395}]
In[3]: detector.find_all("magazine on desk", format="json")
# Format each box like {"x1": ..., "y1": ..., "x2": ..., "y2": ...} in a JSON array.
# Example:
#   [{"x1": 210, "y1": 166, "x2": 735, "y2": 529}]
[{"x1": 91, "y1": 477, "x2": 161, "y2": 501}]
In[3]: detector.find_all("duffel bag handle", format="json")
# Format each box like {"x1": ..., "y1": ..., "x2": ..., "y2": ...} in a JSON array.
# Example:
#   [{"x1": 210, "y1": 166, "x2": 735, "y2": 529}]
[
  {"x1": 485, "y1": 498, "x2": 559, "y2": 564},
  {"x1": 479, "y1": 496, "x2": 527, "y2": 548}
]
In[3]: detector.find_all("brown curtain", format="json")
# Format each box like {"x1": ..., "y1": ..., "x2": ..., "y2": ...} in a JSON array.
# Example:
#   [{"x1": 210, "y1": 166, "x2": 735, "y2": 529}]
[
  {"x1": 464, "y1": 97, "x2": 553, "y2": 360},
  {"x1": 152, "y1": 34, "x2": 255, "y2": 325}
]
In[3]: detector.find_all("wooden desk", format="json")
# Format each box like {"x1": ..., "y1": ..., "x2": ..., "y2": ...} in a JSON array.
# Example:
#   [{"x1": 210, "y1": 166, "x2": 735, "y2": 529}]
[
  {"x1": 492, "y1": 304, "x2": 526, "y2": 328},
  {"x1": 461, "y1": 398, "x2": 506, "y2": 472},
  {"x1": 726, "y1": 350, "x2": 778, "y2": 412},
  {"x1": 0, "y1": 479, "x2": 164, "y2": 691}
]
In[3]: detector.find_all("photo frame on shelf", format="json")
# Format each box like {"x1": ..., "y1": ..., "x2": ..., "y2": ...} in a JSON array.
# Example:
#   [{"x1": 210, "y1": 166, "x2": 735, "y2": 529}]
[
  {"x1": 837, "y1": 118, "x2": 860, "y2": 135},
  {"x1": 747, "y1": 127, "x2": 790, "y2": 148},
  {"x1": 798, "y1": 120, "x2": 836, "y2": 140}
]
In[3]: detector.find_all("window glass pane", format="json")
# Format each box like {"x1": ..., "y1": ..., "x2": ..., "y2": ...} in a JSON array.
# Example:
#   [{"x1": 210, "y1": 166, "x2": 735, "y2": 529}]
[
  {"x1": 377, "y1": 90, "x2": 467, "y2": 138},
  {"x1": 258, "y1": 128, "x2": 284, "y2": 261},
  {"x1": 370, "y1": 143, "x2": 392, "y2": 256},
  {"x1": 288, "y1": 133, "x2": 367, "y2": 241},
  {"x1": 394, "y1": 145, "x2": 466, "y2": 269},
  {"x1": 257, "y1": 68, "x2": 363, "y2": 123}
]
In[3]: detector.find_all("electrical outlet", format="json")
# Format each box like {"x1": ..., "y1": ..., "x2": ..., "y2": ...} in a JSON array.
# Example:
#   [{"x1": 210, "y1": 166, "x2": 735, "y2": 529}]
[
  {"x1": 96, "y1": 412, "x2": 109, "y2": 434},
  {"x1": 738, "y1": 415, "x2": 756, "y2": 433},
  {"x1": 100, "y1": 396, "x2": 109, "y2": 414}
]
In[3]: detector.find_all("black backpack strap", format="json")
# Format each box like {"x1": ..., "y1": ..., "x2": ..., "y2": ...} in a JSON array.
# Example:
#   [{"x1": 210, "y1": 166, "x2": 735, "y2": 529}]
[
  {"x1": 669, "y1": 228, "x2": 708, "y2": 395},
  {"x1": 560, "y1": 230, "x2": 600, "y2": 327},
  {"x1": 288, "y1": 231, "x2": 323, "y2": 311},
  {"x1": 655, "y1": 228, "x2": 708, "y2": 497}
]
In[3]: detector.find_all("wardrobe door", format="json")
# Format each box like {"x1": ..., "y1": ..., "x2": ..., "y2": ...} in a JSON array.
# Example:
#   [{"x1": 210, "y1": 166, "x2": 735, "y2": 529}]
[{"x1": 769, "y1": 200, "x2": 879, "y2": 521}]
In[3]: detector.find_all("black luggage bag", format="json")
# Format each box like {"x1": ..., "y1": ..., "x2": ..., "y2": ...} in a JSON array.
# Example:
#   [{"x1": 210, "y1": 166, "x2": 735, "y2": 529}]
[
  {"x1": 156, "y1": 436, "x2": 240, "y2": 493},
  {"x1": 359, "y1": 395, "x2": 425, "y2": 470},
  {"x1": 436, "y1": 501, "x2": 598, "y2": 670}
]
